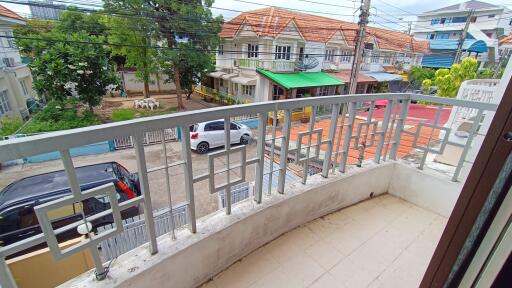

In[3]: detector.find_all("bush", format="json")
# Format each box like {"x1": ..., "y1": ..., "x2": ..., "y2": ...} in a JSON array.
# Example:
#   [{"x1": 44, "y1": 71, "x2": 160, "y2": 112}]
[
  {"x1": 111, "y1": 108, "x2": 136, "y2": 122},
  {"x1": 0, "y1": 116, "x2": 23, "y2": 137},
  {"x1": 20, "y1": 99, "x2": 99, "y2": 133}
]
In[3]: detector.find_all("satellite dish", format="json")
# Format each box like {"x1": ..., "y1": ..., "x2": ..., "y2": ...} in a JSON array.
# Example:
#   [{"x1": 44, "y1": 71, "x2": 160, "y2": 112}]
[{"x1": 295, "y1": 57, "x2": 319, "y2": 71}]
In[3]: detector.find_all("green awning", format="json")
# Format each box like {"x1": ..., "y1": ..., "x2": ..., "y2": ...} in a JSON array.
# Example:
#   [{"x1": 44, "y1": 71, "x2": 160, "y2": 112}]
[{"x1": 257, "y1": 68, "x2": 344, "y2": 89}]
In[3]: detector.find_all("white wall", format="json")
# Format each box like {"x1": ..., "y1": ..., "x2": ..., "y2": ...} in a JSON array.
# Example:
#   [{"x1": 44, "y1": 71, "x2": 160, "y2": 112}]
[
  {"x1": 119, "y1": 72, "x2": 176, "y2": 93},
  {"x1": 64, "y1": 162, "x2": 464, "y2": 288}
]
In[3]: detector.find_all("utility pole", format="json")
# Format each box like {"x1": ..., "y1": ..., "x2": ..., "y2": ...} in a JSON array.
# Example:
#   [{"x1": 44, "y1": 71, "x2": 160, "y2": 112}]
[
  {"x1": 454, "y1": 9, "x2": 474, "y2": 64},
  {"x1": 407, "y1": 21, "x2": 412, "y2": 35},
  {"x1": 348, "y1": 0, "x2": 371, "y2": 94}
]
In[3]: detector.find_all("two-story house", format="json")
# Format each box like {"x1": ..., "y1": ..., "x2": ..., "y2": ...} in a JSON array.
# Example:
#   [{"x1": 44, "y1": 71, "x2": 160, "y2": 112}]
[
  {"x1": 412, "y1": 0, "x2": 512, "y2": 64},
  {"x1": 207, "y1": 7, "x2": 428, "y2": 103},
  {"x1": 0, "y1": 5, "x2": 34, "y2": 121}
]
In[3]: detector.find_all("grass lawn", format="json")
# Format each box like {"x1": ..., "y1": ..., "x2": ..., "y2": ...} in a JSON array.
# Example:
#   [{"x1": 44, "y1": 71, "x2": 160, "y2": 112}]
[{"x1": 111, "y1": 106, "x2": 178, "y2": 122}]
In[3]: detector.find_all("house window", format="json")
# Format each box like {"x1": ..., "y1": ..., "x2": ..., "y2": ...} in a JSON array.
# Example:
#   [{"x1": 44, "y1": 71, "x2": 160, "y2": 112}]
[
  {"x1": 242, "y1": 85, "x2": 254, "y2": 96},
  {"x1": 383, "y1": 54, "x2": 391, "y2": 64},
  {"x1": 485, "y1": 32, "x2": 493, "y2": 38},
  {"x1": 272, "y1": 85, "x2": 284, "y2": 100},
  {"x1": 340, "y1": 50, "x2": 351, "y2": 63},
  {"x1": 435, "y1": 33, "x2": 450, "y2": 39},
  {"x1": 452, "y1": 17, "x2": 467, "y2": 23},
  {"x1": 218, "y1": 44, "x2": 224, "y2": 56},
  {"x1": 371, "y1": 53, "x2": 379, "y2": 63},
  {"x1": 318, "y1": 86, "x2": 330, "y2": 96},
  {"x1": 6, "y1": 31, "x2": 14, "y2": 48},
  {"x1": 324, "y1": 49, "x2": 335, "y2": 61},
  {"x1": 298, "y1": 47, "x2": 305, "y2": 61},
  {"x1": 19, "y1": 79, "x2": 28, "y2": 96},
  {"x1": 440, "y1": 18, "x2": 446, "y2": 24},
  {"x1": 0, "y1": 90, "x2": 11, "y2": 115},
  {"x1": 275, "y1": 45, "x2": 291, "y2": 60},
  {"x1": 488, "y1": 14, "x2": 495, "y2": 18},
  {"x1": 427, "y1": 33, "x2": 435, "y2": 40},
  {"x1": 247, "y1": 44, "x2": 258, "y2": 58},
  {"x1": 431, "y1": 18, "x2": 440, "y2": 25}
]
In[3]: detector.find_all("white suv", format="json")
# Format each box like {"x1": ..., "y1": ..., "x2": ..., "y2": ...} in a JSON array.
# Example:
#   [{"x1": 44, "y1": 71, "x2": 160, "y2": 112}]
[{"x1": 189, "y1": 120, "x2": 253, "y2": 154}]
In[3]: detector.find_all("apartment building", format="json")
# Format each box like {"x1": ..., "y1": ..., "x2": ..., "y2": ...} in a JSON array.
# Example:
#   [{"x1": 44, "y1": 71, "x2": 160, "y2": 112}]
[
  {"x1": 412, "y1": 0, "x2": 512, "y2": 63},
  {"x1": 0, "y1": 5, "x2": 34, "y2": 120},
  {"x1": 208, "y1": 7, "x2": 429, "y2": 103}
]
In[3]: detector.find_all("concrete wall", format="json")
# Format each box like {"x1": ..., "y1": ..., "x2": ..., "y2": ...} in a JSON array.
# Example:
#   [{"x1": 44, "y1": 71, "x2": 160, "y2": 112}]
[
  {"x1": 119, "y1": 72, "x2": 176, "y2": 93},
  {"x1": 63, "y1": 162, "x2": 461, "y2": 288},
  {"x1": 388, "y1": 163, "x2": 463, "y2": 217},
  {"x1": 24, "y1": 140, "x2": 113, "y2": 163}
]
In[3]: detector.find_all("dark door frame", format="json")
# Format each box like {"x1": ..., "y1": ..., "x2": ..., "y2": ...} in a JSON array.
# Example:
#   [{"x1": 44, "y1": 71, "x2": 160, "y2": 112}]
[{"x1": 420, "y1": 74, "x2": 512, "y2": 286}]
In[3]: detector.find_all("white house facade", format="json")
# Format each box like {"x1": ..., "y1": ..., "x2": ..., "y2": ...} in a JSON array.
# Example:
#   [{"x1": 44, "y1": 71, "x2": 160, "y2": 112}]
[
  {"x1": 0, "y1": 5, "x2": 35, "y2": 120},
  {"x1": 207, "y1": 7, "x2": 429, "y2": 103},
  {"x1": 412, "y1": 0, "x2": 512, "y2": 63}
]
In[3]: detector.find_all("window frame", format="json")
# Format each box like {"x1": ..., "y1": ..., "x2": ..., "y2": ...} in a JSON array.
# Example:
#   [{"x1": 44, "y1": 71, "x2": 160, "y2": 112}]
[
  {"x1": 0, "y1": 90, "x2": 11, "y2": 115},
  {"x1": 247, "y1": 43, "x2": 259, "y2": 59},
  {"x1": 275, "y1": 45, "x2": 291, "y2": 60}
]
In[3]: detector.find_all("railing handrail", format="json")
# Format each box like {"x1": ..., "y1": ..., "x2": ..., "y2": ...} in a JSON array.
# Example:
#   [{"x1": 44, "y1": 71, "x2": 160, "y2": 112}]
[{"x1": 0, "y1": 93, "x2": 497, "y2": 163}]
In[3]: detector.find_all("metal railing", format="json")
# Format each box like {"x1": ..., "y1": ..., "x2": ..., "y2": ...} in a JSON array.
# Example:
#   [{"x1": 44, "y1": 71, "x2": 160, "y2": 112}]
[
  {"x1": 0, "y1": 92, "x2": 498, "y2": 287},
  {"x1": 238, "y1": 58, "x2": 296, "y2": 72}
]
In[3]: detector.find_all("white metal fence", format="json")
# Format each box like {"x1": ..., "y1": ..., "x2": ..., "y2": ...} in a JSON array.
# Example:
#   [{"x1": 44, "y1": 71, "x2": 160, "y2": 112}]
[
  {"x1": 0, "y1": 92, "x2": 500, "y2": 288},
  {"x1": 113, "y1": 128, "x2": 177, "y2": 150},
  {"x1": 97, "y1": 203, "x2": 189, "y2": 261}
]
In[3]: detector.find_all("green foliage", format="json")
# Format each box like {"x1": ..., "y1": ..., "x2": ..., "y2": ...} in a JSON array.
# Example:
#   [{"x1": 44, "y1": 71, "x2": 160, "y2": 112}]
[
  {"x1": 15, "y1": 9, "x2": 118, "y2": 111},
  {"x1": 431, "y1": 57, "x2": 479, "y2": 98},
  {"x1": 105, "y1": 0, "x2": 222, "y2": 109},
  {"x1": 409, "y1": 66, "x2": 435, "y2": 88},
  {"x1": 20, "y1": 100, "x2": 99, "y2": 133},
  {"x1": 111, "y1": 108, "x2": 136, "y2": 121},
  {"x1": 0, "y1": 116, "x2": 23, "y2": 137},
  {"x1": 104, "y1": 8, "x2": 160, "y2": 98},
  {"x1": 111, "y1": 107, "x2": 178, "y2": 122},
  {"x1": 421, "y1": 79, "x2": 432, "y2": 94},
  {"x1": 54, "y1": 8, "x2": 107, "y2": 36}
]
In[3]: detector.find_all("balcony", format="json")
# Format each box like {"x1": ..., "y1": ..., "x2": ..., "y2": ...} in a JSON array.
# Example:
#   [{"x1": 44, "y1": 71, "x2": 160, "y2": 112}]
[
  {"x1": 0, "y1": 91, "x2": 499, "y2": 288},
  {"x1": 238, "y1": 58, "x2": 296, "y2": 72}
]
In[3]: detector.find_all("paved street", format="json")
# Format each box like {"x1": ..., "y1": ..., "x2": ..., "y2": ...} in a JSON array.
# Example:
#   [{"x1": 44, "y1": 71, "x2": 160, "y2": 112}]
[{"x1": 0, "y1": 140, "x2": 258, "y2": 218}]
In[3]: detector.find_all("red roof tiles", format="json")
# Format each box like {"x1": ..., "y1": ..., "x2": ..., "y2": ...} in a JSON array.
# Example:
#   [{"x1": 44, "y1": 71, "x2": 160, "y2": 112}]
[
  {"x1": 499, "y1": 34, "x2": 512, "y2": 45},
  {"x1": 0, "y1": 4, "x2": 24, "y2": 21},
  {"x1": 220, "y1": 7, "x2": 429, "y2": 53}
]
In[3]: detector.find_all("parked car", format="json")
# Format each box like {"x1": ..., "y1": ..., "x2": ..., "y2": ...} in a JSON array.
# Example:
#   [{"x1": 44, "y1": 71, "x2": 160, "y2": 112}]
[
  {"x1": 0, "y1": 162, "x2": 141, "y2": 253},
  {"x1": 190, "y1": 120, "x2": 253, "y2": 154}
]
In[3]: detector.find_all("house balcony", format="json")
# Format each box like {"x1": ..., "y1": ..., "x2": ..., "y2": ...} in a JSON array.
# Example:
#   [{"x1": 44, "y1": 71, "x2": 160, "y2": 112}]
[
  {"x1": 0, "y1": 90, "x2": 500, "y2": 288},
  {"x1": 238, "y1": 58, "x2": 296, "y2": 72}
]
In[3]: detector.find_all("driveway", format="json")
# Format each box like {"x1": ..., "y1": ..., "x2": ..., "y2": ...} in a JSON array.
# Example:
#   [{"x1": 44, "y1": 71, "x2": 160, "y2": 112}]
[{"x1": 0, "y1": 140, "x2": 258, "y2": 218}]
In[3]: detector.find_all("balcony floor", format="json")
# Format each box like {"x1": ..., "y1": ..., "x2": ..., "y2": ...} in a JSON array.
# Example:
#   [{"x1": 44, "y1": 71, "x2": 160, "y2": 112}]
[{"x1": 200, "y1": 194, "x2": 447, "y2": 288}]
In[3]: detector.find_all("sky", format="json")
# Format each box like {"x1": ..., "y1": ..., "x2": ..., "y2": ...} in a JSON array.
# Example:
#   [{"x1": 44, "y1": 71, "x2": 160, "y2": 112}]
[{"x1": 2, "y1": 0, "x2": 512, "y2": 33}]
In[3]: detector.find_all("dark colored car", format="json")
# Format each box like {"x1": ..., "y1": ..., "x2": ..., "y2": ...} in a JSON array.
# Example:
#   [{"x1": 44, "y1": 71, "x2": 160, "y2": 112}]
[{"x1": 0, "y1": 162, "x2": 141, "y2": 253}]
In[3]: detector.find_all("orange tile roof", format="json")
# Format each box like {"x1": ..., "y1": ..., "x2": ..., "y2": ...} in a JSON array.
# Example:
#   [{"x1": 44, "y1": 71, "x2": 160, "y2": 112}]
[
  {"x1": 0, "y1": 4, "x2": 24, "y2": 21},
  {"x1": 327, "y1": 70, "x2": 377, "y2": 83},
  {"x1": 220, "y1": 7, "x2": 429, "y2": 53},
  {"x1": 499, "y1": 34, "x2": 512, "y2": 45}
]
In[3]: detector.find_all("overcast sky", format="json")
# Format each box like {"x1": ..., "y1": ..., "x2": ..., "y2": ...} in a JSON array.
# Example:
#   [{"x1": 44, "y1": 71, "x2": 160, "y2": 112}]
[{"x1": 3, "y1": 0, "x2": 512, "y2": 33}]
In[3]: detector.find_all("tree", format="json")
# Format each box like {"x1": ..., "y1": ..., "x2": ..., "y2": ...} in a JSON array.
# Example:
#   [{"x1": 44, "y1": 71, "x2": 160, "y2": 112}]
[
  {"x1": 54, "y1": 7, "x2": 107, "y2": 36},
  {"x1": 408, "y1": 66, "x2": 435, "y2": 88},
  {"x1": 18, "y1": 32, "x2": 118, "y2": 111},
  {"x1": 104, "y1": 5, "x2": 160, "y2": 98},
  {"x1": 162, "y1": 44, "x2": 216, "y2": 99}
]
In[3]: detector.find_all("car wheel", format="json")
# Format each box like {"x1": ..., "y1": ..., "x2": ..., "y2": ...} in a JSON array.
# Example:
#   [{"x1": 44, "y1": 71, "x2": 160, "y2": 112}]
[
  {"x1": 196, "y1": 142, "x2": 209, "y2": 154},
  {"x1": 240, "y1": 134, "x2": 250, "y2": 145}
]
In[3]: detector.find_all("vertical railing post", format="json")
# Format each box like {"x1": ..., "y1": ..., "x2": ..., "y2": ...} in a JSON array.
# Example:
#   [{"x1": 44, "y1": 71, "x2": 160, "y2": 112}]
[
  {"x1": 322, "y1": 103, "x2": 340, "y2": 177},
  {"x1": 332, "y1": 103, "x2": 347, "y2": 173},
  {"x1": 267, "y1": 111, "x2": 278, "y2": 195},
  {"x1": 419, "y1": 105, "x2": 443, "y2": 170},
  {"x1": 133, "y1": 133, "x2": 158, "y2": 254},
  {"x1": 340, "y1": 102, "x2": 356, "y2": 172},
  {"x1": 0, "y1": 258, "x2": 16, "y2": 288},
  {"x1": 390, "y1": 99, "x2": 410, "y2": 160},
  {"x1": 452, "y1": 109, "x2": 484, "y2": 182},
  {"x1": 254, "y1": 112, "x2": 268, "y2": 203},
  {"x1": 224, "y1": 117, "x2": 232, "y2": 215},
  {"x1": 180, "y1": 126, "x2": 197, "y2": 233},
  {"x1": 302, "y1": 107, "x2": 317, "y2": 184},
  {"x1": 278, "y1": 109, "x2": 291, "y2": 194},
  {"x1": 374, "y1": 100, "x2": 393, "y2": 163},
  {"x1": 160, "y1": 130, "x2": 176, "y2": 239},
  {"x1": 60, "y1": 150, "x2": 106, "y2": 277}
]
